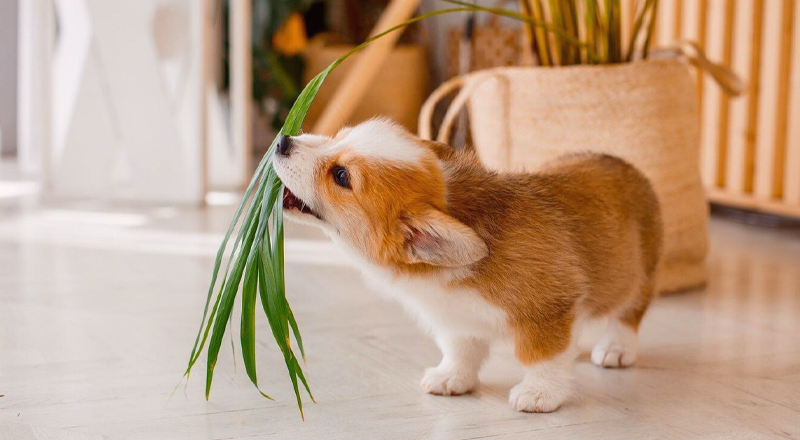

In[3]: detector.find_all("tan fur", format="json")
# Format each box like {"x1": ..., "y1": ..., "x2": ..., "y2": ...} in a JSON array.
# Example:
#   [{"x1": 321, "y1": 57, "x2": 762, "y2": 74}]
[
  {"x1": 277, "y1": 120, "x2": 662, "y2": 373},
  {"x1": 435, "y1": 148, "x2": 662, "y2": 363},
  {"x1": 322, "y1": 141, "x2": 660, "y2": 365}
]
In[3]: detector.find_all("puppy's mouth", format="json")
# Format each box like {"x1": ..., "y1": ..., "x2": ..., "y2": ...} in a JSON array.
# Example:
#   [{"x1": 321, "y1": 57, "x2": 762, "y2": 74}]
[{"x1": 282, "y1": 186, "x2": 321, "y2": 220}]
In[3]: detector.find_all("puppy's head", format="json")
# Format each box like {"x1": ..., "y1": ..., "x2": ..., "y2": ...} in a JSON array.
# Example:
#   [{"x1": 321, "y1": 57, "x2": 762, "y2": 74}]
[{"x1": 273, "y1": 118, "x2": 487, "y2": 270}]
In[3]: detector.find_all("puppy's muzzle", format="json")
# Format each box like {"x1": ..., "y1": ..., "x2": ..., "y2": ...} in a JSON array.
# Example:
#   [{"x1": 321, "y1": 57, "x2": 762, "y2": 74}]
[{"x1": 277, "y1": 135, "x2": 294, "y2": 157}]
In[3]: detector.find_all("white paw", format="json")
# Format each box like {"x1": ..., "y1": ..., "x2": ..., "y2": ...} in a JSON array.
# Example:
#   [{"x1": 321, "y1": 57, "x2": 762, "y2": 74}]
[
  {"x1": 509, "y1": 383, "x2": 566, "y2": 413},
  {"x1": 591, "y1": 344, "x2": 637, "y2": 368},
  {"x1": 420, "y1": 367, "x2": 477, "y2": 396},
  {"x1": 591, "y1": 322, "x2": 638, "y2": 368}
]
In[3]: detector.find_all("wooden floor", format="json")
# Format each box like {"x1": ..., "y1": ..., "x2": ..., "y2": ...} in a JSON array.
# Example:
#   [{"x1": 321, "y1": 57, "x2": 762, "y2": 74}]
[{"x1": 1, "y1": 198, "x2": 799, "y2": 439}]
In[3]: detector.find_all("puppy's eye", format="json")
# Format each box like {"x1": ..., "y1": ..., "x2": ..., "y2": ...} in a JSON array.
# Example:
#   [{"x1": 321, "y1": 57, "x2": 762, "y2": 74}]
[{"x1": 331, "y1": 166, "x2": 351, "y2": 189}]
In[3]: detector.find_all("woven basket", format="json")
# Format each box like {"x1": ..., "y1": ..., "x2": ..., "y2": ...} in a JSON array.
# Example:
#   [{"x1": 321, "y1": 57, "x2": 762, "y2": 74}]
[{"x1": 420, "y1": 50, "x2": 743, "y2": 294}]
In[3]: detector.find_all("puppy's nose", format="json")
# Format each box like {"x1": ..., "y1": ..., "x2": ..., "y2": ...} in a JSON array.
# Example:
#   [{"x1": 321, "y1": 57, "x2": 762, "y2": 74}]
[{"x1": 277, "y1": 135, "x2": 294, "y2": 156}]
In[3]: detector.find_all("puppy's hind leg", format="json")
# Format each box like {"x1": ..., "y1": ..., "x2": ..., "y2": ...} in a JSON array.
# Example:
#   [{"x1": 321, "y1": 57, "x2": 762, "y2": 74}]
[
  {"x1": 591, "y1": 277, "x2": 654, "y2": 369},
  {"x1": 591, "y1": 318, "x2": 639, "y2": 368},
  {"x1": 421, "y1": 334, "x2": 489, "y2": 396}
]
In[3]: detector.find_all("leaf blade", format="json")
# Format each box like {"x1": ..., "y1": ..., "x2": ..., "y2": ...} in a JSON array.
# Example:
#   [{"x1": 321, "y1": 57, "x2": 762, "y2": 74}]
[{"x1": 205, "y1": 206, "x2": 263, "y2": 399}]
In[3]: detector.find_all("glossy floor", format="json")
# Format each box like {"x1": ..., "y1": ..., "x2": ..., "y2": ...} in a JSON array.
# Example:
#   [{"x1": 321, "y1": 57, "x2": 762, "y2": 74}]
[{"x1": 1, "y1": 200, "x2": 799, "y2": 439}]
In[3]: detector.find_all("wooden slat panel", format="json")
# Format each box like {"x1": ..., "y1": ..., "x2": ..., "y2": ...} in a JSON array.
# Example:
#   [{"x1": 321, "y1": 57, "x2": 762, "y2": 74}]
[
  {"x1": 699, "y1": 0, "x2": 732, "y2": 189},
  {"x1": 784, "y1": 0, "x2": 800, "y2": 206},
  {"x1": 681, "y1": 0, "x2": 707, "y2": 89},
  {"x1": 657, "y1": 0, "x2": 680, "y2": 45},
  {"x1": 773, "y1": 1, "x2": 795, "y2": 199},
  {"x1": 681, "y1": 0, "x2": 706, "y2": 185},
  {"x1": 753, "y1": 0, "x2": 792, "y2": 200},
  {"x1": 716, "y1": 1, "x2": 736, "y2": 188},
  {"x1": 708, "y1": 189, "x2": 800, "y2": 218},
  {"x1": 689, "y1": 0, "x2": 800, "y2": 218},
  {"x1": 726, "y1": 0, "x2": 763, "y2": 195}
]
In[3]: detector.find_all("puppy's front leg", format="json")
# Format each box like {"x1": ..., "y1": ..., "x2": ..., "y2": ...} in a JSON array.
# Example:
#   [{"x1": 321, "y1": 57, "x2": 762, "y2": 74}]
[
  {"x1": 421, "y1": 334, "x2": 489, "y2": 396},
  {"x1": 509, "y1": 348, "x2": 577, "y2": 413}
]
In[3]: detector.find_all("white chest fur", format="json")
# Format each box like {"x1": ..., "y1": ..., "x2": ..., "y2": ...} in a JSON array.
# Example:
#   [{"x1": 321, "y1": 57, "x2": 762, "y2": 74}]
[
  {"x1": 328, "y1": 235, "x2": 508, "y2": 339},
  {"x1": 358, "y1": 264, "x2": 508, "y2": 339}
]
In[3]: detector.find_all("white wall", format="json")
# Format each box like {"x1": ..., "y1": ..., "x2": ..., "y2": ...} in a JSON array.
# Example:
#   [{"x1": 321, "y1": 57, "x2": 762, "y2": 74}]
[
  {"x1": 21, "y1": 0, "x2": 212, "y2": 204},
  {"x1": 0, "y1": 0, "x2": 18, "y2": 157}
]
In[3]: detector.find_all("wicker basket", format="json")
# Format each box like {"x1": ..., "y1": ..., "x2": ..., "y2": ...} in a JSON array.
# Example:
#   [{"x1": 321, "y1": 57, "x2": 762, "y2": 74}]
[{"x1": 420, "y1": 51, "x2": 742, "y2": 294}]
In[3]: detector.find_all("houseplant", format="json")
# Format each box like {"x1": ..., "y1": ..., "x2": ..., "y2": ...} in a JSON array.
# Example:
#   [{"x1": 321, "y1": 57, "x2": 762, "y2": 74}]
[{"x1": 419, "y1": 0, "x2": 743, "y2": 294}]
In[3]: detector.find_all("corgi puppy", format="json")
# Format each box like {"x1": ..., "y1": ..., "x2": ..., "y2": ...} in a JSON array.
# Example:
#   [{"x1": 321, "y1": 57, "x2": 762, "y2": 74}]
[{"x1": 273, "y1": 118, "x2": 662, "y2": 413}]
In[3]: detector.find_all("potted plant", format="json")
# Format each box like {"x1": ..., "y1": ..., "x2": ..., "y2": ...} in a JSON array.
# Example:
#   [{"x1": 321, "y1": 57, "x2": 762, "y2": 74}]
[{"x1": 419, "y1": 0, "x2": 743, "y2": 294}]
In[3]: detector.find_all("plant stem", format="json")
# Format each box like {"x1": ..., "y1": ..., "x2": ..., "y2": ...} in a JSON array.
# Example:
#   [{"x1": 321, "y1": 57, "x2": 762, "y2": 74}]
[
  {"x1": 443, "y1": 0, "x2": 603, "y2": 63},
  {"x1": 563, "y1": 0, "x2": 580, "y2": 64},
  {"x1": 585, "y1": 0, "x2": 597, "y2": 63},
  {"x1": 547, "y1": 0, "x2": 565, "y2": 65},
  {"x1": 530, "y1": 0, "x2": 553, "y2": 65},
  {"x1": 626, "y1": 0, "x2": 648, "y2": 61},
  {"x1": 642, "y1": 0, "x2": 659, "y2": 59}
]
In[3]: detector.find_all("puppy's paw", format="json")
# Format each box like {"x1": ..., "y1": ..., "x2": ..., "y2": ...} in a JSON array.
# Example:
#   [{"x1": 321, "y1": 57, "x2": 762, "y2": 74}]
[
  {"x1": 421, "y1": 367, "x2": 477, "y2": 396},
  {"x1": 509, "y1": 382, "x2": 566, "y2": 413},
  {"x1": 591, "y1": 322, "x2": 638, "y2": 368},
  {"x1": 591, "y1": 343, "x2": 637, "y2": 368}
]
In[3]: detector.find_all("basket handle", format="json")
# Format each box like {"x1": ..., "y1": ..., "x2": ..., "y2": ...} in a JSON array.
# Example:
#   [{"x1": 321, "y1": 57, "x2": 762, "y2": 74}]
[
  {"x1": 652, "y1": 40, "x2": 745, "y2": 96},
  {"x1": 418, "y1": 75, "x2": 467, "y2": 140},
  {"x1": 418, "y1": 70, "x2": 505, "y2": 143}
]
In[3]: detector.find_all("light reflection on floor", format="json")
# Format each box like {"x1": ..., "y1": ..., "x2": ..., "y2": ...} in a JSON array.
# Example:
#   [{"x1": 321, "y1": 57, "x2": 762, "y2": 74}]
[{"x1": 0, "y1": 202, "x2": 347, "y2": 265}]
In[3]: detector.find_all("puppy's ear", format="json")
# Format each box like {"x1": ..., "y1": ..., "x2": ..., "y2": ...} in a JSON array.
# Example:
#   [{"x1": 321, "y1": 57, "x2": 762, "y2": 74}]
[{"x1": 402, "y1": 208, "x2": 488, "y2": 267}]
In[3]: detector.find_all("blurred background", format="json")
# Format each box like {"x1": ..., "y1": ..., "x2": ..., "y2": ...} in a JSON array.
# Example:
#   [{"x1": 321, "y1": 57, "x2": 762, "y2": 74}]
[
  {"x1": 1, "y1": 1, "x2": 800, "y2": 439},
  {"x1": 1, "y1": 0, "x2": 799, "y2": 214},
  {"x1": 2, "y1": 0, "x2": 465, "y2": 204}
]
